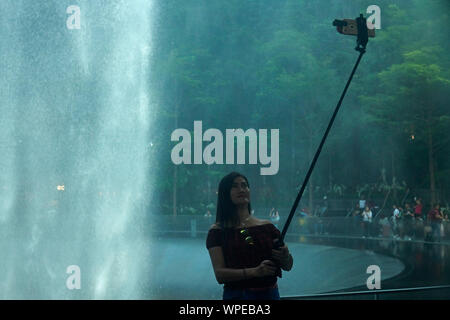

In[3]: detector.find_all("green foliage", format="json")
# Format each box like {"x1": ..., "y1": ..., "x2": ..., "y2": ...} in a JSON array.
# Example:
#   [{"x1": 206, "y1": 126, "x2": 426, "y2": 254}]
[{"x1": 149, "y1": 0, "x2": 449, "y2": 212}]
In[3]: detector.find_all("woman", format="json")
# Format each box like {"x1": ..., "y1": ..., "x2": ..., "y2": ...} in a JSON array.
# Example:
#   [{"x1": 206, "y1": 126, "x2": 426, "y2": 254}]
[
  {"x1": 206, "y1": 172, "x2": 293, "y2": 300},
  {"x1": 362, "y1": 206, "x2": 373, "y2": 238},
  {"x1": 392, "y1": 204, "x2": 401, "y2": 239}
]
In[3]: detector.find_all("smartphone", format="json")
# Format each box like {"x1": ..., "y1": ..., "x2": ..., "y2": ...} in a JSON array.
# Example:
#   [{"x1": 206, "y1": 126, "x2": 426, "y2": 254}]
[{"x1": 335, "y1": 19, "x2": 375, "y2": 37}]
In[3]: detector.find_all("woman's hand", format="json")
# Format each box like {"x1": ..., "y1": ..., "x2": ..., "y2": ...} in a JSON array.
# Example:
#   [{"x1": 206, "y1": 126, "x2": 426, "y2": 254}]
[
  {"x1": 271, "y1": 243, "x2": 293, "y2": 271},
  {"x1": 254, "y1": 260, "x2": 278, "y2": 277}
]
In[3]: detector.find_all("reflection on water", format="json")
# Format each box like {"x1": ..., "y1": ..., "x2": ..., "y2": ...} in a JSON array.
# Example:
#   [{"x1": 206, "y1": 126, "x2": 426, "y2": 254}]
[{"x1": 300, "y1": 235, "x2": 450, "y2": 290}]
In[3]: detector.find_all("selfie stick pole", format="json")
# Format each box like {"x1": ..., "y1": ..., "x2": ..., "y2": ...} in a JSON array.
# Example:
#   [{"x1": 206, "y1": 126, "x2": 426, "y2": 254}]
[{"x1": 276, "y1": 15, "x2": 370, "y2": 247}]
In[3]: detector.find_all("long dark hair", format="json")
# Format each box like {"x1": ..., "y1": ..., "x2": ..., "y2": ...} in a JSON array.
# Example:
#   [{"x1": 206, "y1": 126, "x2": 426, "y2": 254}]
[{"x1": 216, "y1": 172, "x2": 252, "y2": 228}]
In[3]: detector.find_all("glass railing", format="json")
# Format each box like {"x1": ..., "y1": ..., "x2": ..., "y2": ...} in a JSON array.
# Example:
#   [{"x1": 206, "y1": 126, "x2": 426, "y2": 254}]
[{"x1": 149, "y1": 214, "x2": 450, "y2": 243}]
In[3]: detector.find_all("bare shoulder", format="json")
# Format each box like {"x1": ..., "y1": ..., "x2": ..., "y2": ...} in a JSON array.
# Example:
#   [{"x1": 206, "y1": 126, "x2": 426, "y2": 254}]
[{"x1": 252, "y1": 217, "x2": 273, "y2": 226}]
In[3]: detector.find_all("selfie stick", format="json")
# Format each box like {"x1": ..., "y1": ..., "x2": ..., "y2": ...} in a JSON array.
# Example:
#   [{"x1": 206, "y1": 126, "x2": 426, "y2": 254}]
[{"x1": 275, "y1": 14, "x2": 372, "y2": 250}]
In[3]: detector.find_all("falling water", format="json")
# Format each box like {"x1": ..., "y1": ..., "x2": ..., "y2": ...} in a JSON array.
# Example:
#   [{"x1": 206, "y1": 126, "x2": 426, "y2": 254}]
[{"x1": 0, "y1": 0, "x2": 156, "y2": 299}]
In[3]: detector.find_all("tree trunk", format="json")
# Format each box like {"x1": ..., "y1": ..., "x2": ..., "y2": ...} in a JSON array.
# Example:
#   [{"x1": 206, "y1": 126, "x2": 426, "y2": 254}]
[
  {"x1": 173, "y1": 166, "x2": 178, "y2": 217},
  {"x1": 328, "y1": 151, "x2": 333, "y2": 192},
  {"x1": 291, "y1": 107, "x2": 295, "y2": 192},
  {"x1": 308, "y1": 136, "x2": 314, "y2": 214},
  {"x1": 391, "y1": 139, "x2": 398, "y2": 203},
  {"x1": 427, "y1": 124, "x2": 437, "y2": 205},
  {"x1": 173, "y1": 101, "x2": 179, "y2": 217},
  {"x1": 207, "y1": 165, "x2": 211, "y2": 206}
]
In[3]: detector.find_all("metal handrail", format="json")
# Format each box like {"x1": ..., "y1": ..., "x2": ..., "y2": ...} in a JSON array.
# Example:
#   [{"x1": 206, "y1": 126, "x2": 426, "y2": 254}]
[{"x1": 281, "y1": 284, "x2": 450, "y2": 299}]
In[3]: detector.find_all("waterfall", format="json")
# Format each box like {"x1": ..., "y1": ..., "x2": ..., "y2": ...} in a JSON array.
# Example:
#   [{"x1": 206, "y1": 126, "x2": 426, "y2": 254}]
[{"x1": 0, "y1": 0, "x2": 156, "y2": 299}]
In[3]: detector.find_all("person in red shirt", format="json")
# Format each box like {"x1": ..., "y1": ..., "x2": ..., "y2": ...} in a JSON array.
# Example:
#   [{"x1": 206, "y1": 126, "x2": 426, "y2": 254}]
[
  {"x1": 413, "y1": 199, "x2": 424, "y2": 238},
  {"x1": 427, "y1": 204, "x2": 443, "y2": 242},
  {"x1": 206, "y1": 172, "x2": 293, "y2": 300},
  {"x1": 414, "y1": 199, "x2": 423, "y2": 219}
]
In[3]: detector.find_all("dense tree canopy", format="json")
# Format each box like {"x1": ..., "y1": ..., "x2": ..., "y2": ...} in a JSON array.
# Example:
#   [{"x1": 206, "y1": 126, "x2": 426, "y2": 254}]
[{"x1": 148, "y1": 0, "x2": 449, "y2": 215}]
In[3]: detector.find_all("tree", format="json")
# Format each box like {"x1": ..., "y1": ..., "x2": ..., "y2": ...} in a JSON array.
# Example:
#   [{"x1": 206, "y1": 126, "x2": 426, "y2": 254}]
[{"x1": 361, "y1": 46, "x2": 450, "y2": 203}]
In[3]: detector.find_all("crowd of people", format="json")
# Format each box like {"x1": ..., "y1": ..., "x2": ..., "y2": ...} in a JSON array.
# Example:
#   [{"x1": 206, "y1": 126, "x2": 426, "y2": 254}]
[
  {"x1": 260, "y1": 197, "x2": 449, "y2": 243},
  {"x1": 352, "y1": 198, "x2": 449, "y2": 242},
  {"x1": 203, "y1": 196, "x2": 449, "y2": 243}
]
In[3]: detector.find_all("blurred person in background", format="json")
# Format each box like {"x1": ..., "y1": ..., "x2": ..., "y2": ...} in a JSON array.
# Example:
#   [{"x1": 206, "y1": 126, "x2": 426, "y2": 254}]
[
  {"x1": 414, "y1": 198, "x2": 423, "y2": 220},
  {"x1": 427, "y1": 204, "x2": 443, "y2": 242},
  {"x1": 362, "y1": 206, "x2": 373, "y2": 238},
  {"x1": 269, "y1": 208, "x2": 280, "y2": 230},
  {"x1": 392, "y1": 204, "x2": 401, "y2": 240},
  {"x1": 403, "y1": 205, "x2": 414, "y2": 240}
]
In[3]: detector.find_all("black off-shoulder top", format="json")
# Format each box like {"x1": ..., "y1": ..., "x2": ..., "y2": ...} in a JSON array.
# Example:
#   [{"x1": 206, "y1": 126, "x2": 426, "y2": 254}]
[{"x1": 206, "y1": 223, "x2": 281, "y2": 289}]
